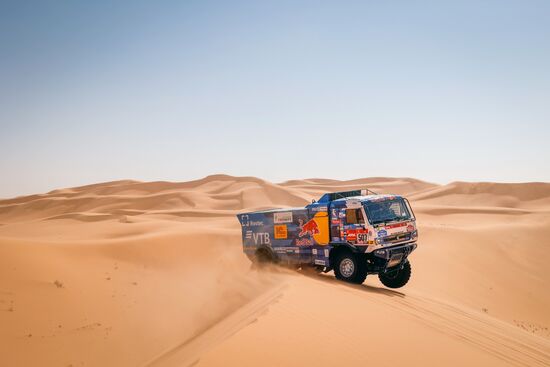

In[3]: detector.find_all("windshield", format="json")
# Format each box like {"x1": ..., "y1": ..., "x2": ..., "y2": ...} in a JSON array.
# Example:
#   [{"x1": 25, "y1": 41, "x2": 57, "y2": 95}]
[{"x1": 363, "y1": 198, "x2": 412, "y2": 225}]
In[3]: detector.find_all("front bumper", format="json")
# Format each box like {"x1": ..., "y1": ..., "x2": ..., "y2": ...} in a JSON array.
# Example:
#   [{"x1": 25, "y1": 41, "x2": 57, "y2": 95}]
[{"x1": 371, "y1": 243, "x2": 417, "y2": 270}]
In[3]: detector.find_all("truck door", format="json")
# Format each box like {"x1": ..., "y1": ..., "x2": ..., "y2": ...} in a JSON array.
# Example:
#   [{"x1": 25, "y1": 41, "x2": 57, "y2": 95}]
[{"x1": 343, "y1": 207, "x2": 368, "y2": 244}]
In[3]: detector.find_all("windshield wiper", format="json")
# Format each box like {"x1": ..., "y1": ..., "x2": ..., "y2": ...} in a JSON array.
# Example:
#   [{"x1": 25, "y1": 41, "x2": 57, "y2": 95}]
[{"x1": 384, "y1": 218, "x2": 402, "y2": 224}]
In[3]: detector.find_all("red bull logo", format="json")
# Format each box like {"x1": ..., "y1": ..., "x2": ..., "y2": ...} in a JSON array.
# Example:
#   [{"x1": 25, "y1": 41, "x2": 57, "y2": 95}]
[{"x1": 299, "y1": 219, "x2": 320, "y2": 237}]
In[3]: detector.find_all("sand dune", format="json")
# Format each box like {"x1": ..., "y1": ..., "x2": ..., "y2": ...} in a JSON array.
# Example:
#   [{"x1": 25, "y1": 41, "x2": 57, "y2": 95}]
[
  {"x1": 0, "y1": 175, "x2": 311, "y2": 224},
  {"x1": 1, "y1": 175, "x2": 550, "y2": 366},
  {"x1": 410, "y1": 181, "x2": 550, "y2": 209}
]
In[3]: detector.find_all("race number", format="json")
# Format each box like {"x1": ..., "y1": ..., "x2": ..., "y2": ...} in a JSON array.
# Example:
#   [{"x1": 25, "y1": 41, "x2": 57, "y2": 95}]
[{"x1": 357, "y1": 233, "x2": 368, "y2": 244}]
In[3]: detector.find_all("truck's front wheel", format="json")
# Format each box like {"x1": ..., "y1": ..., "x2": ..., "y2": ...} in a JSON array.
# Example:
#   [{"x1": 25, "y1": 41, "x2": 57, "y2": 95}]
[
  {"x1": 334, "y1": 253, "x2": 367, "y2": 284},
  {"x1": 378, "y1": 261, "x2": 411, "y2": 288}
]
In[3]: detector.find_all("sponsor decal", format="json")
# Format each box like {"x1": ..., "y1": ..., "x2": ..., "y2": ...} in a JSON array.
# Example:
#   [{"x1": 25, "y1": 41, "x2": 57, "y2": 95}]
[
  {"x1": 274, "y1": 211, "x2": 293, "y2": 224},
  {"x1": 299, "y1": 219, "x2": 320, "y2": 237},
  {"x1": 386, "y1": 222, "x2": 407, "y2": 229},
  {"x1": 274, "y1": 224, "x2": 288, "y2": 239},
  {"x1": 240, "y1": 215, "x2": 264, "y2": 227},
  {"x1": 378, "y1": 229, "x2": 388, "y2": 237},
  {"x1": 312, "y1": 249, "x2": 318, "y2": 255},
  {"x1": 344, "y1": 228, "x2": 368, "y2": 243},
  {"x1": 245, "y1": 230, "x2": 252, "y2": 239},
  {"x1": 252, "y1": 232, "x2": 270, "y2": 245},
  {"x1": 295, "y1": 238, "x2": 313, "y2": 246},
  {"x1": 275, "y1": 246, "x2": 299, "y2": 253},
  {"x1": 345, "y1": 199, "x2": 362, "y2": 209},
  {"x1": 370, "y1": 195, "x2": 394, "y2": 202},
  {"x1": 314, "y1": 259, "x2": 326, "y2": 266},
  {"x1": 313, "y1": 206, "x2": 327, "y2": 212},
  {"x1": 324, "y1": 249, "x2": 329, "y2": 257},
  {"x1": 331, "y1": 219, "x2": 341, "y2": 225}
]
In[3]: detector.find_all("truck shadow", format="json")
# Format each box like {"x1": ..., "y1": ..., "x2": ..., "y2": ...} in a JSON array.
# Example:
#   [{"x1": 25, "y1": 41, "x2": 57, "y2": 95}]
[
  {"x1": 250, "y1": 264, "x2": 406, "y2": 299},
  {"x1": 298, "y1": 268, "x2": 406, "y2": 298}
]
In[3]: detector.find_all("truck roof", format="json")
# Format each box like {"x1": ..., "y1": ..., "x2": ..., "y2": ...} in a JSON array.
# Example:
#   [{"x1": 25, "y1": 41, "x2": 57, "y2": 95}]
[
  {"x1": 316, "y1": 189, "x2": 403, "y2": 203},
  {"x1": 330, "y1": 194, "x2": 403, "y2": 203},
  {"x1": 240, "y1": 192, "x2": 404, "y2": 215}
]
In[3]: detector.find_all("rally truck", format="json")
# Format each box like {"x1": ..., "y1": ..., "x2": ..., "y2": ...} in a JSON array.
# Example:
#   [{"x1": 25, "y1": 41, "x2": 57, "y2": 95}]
[{"x1": 237, "y1": 190, "x2": 418, "y2": 288}]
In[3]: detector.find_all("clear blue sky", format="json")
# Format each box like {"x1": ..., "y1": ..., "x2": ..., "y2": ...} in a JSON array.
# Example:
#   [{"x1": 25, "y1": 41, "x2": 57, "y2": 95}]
[{"x1": 1, "y1": 0, "x2": 549, "y2": 198}]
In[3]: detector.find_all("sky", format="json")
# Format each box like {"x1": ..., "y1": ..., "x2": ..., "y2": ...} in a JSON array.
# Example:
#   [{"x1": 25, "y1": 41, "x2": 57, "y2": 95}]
[{"x1": 1, "y1": 0, "x2": 549, "y2": 198}]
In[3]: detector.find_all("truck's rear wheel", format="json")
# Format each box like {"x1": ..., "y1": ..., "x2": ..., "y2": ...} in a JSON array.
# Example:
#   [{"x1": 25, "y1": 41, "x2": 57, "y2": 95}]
[
  {"x1": 378, "y1": 261, "x2": 411, "y2": 288},
  {"x1": 334, "y1": 252, "x2": 367, "y2": 284},
  {"x1": 252, "y1": 248, "x2": 274, "y2": 268}
]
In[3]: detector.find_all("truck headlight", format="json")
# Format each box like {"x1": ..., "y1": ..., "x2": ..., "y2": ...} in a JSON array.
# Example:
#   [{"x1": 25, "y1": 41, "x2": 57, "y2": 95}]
[
  {"x1": 375, "y1": 238, "x2": 383, "y2": 245},
  {"x1": 411, "y1": 230, "x2": 418, "y2": 240},
  {"x1": 374, "y1": 249, "x2": 387, "y2": 258}
]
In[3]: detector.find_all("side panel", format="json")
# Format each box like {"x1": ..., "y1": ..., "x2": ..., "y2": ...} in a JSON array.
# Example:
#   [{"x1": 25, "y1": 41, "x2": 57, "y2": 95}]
[
  {"x1": 309, "y1": 211, "x2": 329, "y2": 245},
  {"x1": 237, "y1": 212, "x2": 274, "y2": 258},
  {"x1": 237, "y1": 208, "x2": 331, "y2": 265},
  {"x1": 272, "y1": 209, "x2": 311, "y2": 263},
  {"x1": 311, "y1": 245, "x2": 332, "y2": 267}
]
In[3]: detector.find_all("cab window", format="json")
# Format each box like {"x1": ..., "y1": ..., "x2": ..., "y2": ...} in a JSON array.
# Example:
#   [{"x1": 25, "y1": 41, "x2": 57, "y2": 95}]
[{"x1": 345, "y1": 208, "x2": 364, "y2": 224}]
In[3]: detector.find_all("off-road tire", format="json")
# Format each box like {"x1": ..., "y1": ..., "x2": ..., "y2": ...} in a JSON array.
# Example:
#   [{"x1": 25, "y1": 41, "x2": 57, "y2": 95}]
[
  {"x1": 378, "y1": 261, "x2": 411, "y2": 288},
  {"x1": 252, "y1": 248, "x2": 274, "y2": 269},
  {"x1": 334, "y1": 252, "x2": 367, "y2": 284}
]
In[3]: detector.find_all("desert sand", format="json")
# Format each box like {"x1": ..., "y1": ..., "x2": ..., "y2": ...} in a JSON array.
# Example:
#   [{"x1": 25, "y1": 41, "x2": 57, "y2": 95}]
[{"x1": 1, "y1": 175, "x2": 550, "y2": 367}]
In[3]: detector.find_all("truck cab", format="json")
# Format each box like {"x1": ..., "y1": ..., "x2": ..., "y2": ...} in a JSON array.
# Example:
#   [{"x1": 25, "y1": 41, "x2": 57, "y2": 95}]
[
  {"x1": 314, "y1": 192, "x2": 417, "y2": 252},
  {"x1": 237, "y1": 189, "x2": 418, "y2": 288}
]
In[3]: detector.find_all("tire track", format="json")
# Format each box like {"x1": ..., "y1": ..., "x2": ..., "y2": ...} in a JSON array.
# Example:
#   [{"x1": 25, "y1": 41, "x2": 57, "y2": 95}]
[
  {"x1": 143, "y1": 283, "x2": 287, "y2": 367},
  {"x1": 312, "y1": 275, "x2": 550, "y2": 367}
]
